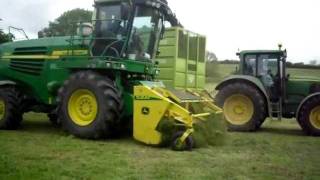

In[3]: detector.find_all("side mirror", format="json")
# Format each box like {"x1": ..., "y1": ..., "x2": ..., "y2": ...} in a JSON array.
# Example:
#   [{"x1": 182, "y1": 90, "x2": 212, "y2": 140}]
[{"x1": 77, "y1": 23, "x2": 93, "y2": 37}]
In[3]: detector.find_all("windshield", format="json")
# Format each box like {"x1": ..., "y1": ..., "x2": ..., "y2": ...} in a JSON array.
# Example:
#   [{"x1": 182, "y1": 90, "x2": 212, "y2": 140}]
[
  {"x1": 92, "y1": 4, "x2": 129, "y2": 57},
  {"x1": 95, "y1": 5, "x2": 128, "y2": 38},
  {"x1": 127, "y1": 6, "x2": 163, "y2": 60},
  {"x1": 257, "y1": 54, "x2": 279, "y2": 77}
]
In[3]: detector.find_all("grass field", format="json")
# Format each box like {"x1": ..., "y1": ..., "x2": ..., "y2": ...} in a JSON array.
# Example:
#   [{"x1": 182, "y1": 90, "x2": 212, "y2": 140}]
[
  {"x1": 1, "y1": 114, "x2": 320, "y2": 179},
  {"x1": 0, "y1": 64, "x2": 320, "y2": 179}
]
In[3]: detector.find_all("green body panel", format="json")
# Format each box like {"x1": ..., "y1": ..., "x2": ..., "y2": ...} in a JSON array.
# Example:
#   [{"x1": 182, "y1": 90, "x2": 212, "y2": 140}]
[
  {"x1": 156, "y1": 27, "x2": 206, "y2": 90},
  {"x1": 0, "y1": 35, "x2": 157, "y2": 113},
  {"x1": 285, "y1": 77, "x2": 320, "y2": 114}
]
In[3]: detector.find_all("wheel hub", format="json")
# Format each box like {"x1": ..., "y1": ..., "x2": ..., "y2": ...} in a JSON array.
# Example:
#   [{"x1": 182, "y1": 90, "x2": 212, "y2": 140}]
[
  {"x1": 234, "y1": 106, "x2": 244, "y2": 115},
  {"x1": 223, "y1": 94, "x2": 254, "y2": 125},
  {"x1": 78, "y1": 97, "x2": 93, "y2": 116},
  {"x1": 68, "y1": 89, "x2": 98, "y2": 126}
]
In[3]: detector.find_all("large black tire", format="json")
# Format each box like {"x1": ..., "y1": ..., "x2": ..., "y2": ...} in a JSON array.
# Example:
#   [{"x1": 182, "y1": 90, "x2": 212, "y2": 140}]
[
  {"x1": 0, "y1": 87, "x2": 23, "y2": 130},
  {"x1": 297, "y1": 95, "x2": 320, "y2": 136},
  {"x1": 57, "y1": 71, "x2": 123, "y2": 139},
  {"x1": 216, "y1": 82, "x2": 267, "y2": 132}
]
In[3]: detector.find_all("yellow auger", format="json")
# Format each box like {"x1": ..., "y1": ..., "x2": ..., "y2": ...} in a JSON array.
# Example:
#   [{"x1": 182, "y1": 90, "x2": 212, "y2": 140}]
[{"x1": 133, "y1": 81, "x2": 223, "y2": 151}]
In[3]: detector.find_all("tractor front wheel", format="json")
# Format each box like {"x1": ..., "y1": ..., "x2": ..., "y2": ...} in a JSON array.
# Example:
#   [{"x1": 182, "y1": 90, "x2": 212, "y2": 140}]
[
  {"x1": 0, "y1": 87, "x2": 23, "y2": 130},
  {"x1": 298, "y1": 95, "x2": 320, "y2": 136},
  {"x1": 216, "y1": 82, "x2": 267, "y2": 131},
  {"x1": 58, "y1": 71, "x2": 122, "y2": 139}
]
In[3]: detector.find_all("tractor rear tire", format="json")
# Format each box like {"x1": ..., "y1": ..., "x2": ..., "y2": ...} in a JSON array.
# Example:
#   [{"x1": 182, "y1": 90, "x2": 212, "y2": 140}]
[
  {"x1": 0, "y1": 87, "x2": 23, "y2": 130},
  {"x1": 57, "y1": 71, "x2": 122, "y2": 139},
  {"x1": 216, "y1": 82, "x2": 267, "y2": 132},
  {"x1": 297, "y1": 95, "x2": 320, "y2": 136}
]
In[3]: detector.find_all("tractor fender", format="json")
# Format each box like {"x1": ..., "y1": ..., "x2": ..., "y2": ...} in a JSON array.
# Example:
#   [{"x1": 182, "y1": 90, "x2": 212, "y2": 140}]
[
  {"x1": 215, "y1": 75, "x2": 272, "y2": 117},
  {"x1": 0, "y1": 80, "x2": 17, "y2": 87},
  {"x1": 296, "y1": 92, "x2": 320, "y2": 120}
]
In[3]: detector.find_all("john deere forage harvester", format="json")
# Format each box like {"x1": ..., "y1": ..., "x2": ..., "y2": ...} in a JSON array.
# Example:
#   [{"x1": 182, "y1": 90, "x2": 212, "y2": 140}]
[{"x1": 0, "y1": 0, "x2": 222, "y2": 150}]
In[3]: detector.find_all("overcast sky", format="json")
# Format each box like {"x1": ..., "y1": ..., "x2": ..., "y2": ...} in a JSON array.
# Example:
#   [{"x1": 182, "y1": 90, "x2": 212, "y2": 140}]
[{"x1": 0, "y1": 0, "x2": 319, "y2": 63}]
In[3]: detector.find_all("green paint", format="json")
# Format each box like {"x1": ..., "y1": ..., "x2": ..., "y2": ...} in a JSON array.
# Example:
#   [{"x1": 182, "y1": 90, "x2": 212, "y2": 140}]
[{"x1": 156, "y1": 27, "x2": 206, "y2": 90}]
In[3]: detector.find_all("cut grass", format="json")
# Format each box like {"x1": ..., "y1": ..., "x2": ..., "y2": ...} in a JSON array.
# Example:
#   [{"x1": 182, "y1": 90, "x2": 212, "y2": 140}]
[{"x1": 0, "y1": 113, "x2": 319, "y2": 179}]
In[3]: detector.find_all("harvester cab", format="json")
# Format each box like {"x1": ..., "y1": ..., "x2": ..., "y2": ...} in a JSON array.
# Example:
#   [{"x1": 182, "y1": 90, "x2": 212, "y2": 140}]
[
  {"x1": 216, "y1": 45, "x2": 320, "y2": 136},
  {"x1": 89, "y1": 0, "x2": 176, "y2": 59},
  {"x1": 0, "y1": 0, "x2": 223, "y2": 151}
]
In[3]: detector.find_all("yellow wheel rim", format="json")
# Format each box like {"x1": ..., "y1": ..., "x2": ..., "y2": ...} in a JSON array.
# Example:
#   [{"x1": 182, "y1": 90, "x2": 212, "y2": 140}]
[
  {"x1": 0, "y1": 99, "x2": 5, "y2": 120},
  {"x1": 310, "y1": 106, "x2": 320, "y2": 130},
  {"x1": 68, "y1": 89, "x2": 98, "y2": 126},
  {"x1": 223, "y1": 94, "x2": 254, "y2": 125}
]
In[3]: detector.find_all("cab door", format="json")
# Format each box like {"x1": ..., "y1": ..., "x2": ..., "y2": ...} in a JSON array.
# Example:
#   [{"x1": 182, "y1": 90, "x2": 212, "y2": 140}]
[{"x1": 243, "y1": 53, "x2": 281, "y2": 102}]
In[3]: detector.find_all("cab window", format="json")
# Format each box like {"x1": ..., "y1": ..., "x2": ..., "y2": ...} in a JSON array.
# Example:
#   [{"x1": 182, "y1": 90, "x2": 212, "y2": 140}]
[{"x1": 244, "y1": 55, "x2": 257, "y2": 75}]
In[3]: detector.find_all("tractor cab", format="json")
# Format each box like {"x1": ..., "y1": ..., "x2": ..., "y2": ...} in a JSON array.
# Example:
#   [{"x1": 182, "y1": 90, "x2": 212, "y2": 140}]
[
  {"x1": 238, "y1": 48, "x2": 287, "y2": 103},
  {"x1": 82, "y1": 0, "x2": 179, "y2": 61}
]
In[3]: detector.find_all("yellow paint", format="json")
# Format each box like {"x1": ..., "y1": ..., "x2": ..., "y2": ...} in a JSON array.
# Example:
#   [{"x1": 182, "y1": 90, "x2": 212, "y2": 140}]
[
  {"x1": 0, "y1": 99, "x2": 5, "y2": 120},
  {"x1": 52, "y1": 50, "x2": 88, "y2": 56},
  {"x1": 223, "y1": 94, "x2": 254, "y2": 125},
  {"x1": 310, "y1": 106, "x2": 320, "y2": 130},
  {"x1": 133, "y1": 86, "x2": 194, "y2": 145},
  {"x1": 2, "y1": 55, "x2": 60, "y2": 60},
  {"x1": 133, "y1": 85, "x2": 222, "y2": 146},
  {"x1": 1, "y1": 49, "x2": 88, "y2": 60},
  {"x1": 67, "y1": 89, "x2": 98, "y2": 126}
]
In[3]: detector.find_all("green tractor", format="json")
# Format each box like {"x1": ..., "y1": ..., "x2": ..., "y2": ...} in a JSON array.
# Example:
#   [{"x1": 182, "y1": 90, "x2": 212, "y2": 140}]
[
  {"x1": 216, "y1": 46, "x2": 320, "y2": 135},
  {"x1": 0, "y1": 0, "x2": 221, "y2": 150}
]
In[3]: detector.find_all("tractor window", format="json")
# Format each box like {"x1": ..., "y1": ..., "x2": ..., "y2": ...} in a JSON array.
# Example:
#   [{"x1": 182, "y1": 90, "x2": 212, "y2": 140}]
[
  {"x1": 95, "y1": 5, "x2": 126, "y2": 38},
  {"x1": 257, "y1": 54, "x2": 278, "y2": 77},
  {"x1": 127, "y1": 6, "x2": 163, "y2": 60},
  {"x1": 92, "y1": 4, "x2": 130, "y2": 57},
  {"x1": 244, "y1": 55, "x2": 257, "y2": 75},
  {"x1": 257, "y1": 54, "x2": 279, "y2": 88}
]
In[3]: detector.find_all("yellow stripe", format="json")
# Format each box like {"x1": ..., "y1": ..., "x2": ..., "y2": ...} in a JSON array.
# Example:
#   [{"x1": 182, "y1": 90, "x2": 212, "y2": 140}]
[
  {"x1": 1, "y1": 50, "x2": 88, "y2": 60},
  {"x1": 52, "y1": 50, "x2": 88, "y2": 56},
  {"x1": 2, "y1": 55, "x2": 60, "y2": 60}
]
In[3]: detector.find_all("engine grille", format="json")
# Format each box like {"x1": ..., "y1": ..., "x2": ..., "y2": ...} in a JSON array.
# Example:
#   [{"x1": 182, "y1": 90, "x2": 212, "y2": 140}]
[
  {"x1": 9, "y1": 59, "x2": 44, "y2": 76},
  {"x1": 13, "y1": 47, "x2": 48, "y2": 55}
]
